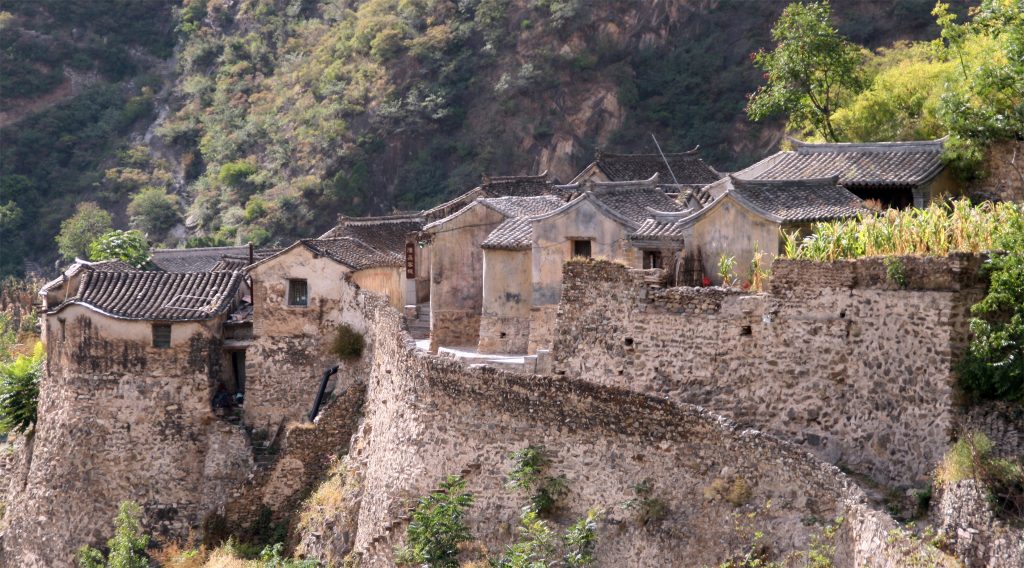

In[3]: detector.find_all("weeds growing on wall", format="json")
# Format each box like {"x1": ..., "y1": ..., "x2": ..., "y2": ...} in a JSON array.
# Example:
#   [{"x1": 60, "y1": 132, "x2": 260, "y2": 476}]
[
  {"x1": 507, "y1": 446, "x2": 568, "y2": 516},
  {"x1": 491, "y1": 508, "x2": 601, "y2": 568},
  {"x1": 330, "y1": 324, "x2": 366, "y2": 361},
  {"x1": 77, "y1": 501, "x2": 150, "y2": 568},
  {"x1": 935, "y1": 432, "x2": 1024, "y2": 518},
  {"x1": 621, "y1": 480, "x2": 669, "y2": 526}
]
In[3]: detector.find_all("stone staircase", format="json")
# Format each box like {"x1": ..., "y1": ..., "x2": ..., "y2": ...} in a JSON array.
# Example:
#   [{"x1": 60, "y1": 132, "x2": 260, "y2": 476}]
[{"x1": 404, "y1": 302, "x2": 431, "y2": 340}]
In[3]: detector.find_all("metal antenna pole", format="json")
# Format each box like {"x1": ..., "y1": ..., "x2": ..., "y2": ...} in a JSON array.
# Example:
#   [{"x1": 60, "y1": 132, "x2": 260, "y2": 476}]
[{"x1": 651, "y1": 133, "x2": 681, "y2": 186}]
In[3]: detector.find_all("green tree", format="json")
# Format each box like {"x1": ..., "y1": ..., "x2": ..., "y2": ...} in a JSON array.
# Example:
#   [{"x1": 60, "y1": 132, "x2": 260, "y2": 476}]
[
  {"x1": 127, "y1": 187, "x2": 181, "y2": 239},
  {"x1": 395, "y1": 475, "x2": 475, "y2": 568},
  {"x1": 959, "y1": 212, "x2": 1024, "y2": 402},
  {"x1": 88, "y1": 230, "x2": 151, "y2": 269},
  {"x1": 746, "y1": 1, "x2": 864, "y2": 141},
  {"x1": 56, "y1": 202, "x2": 114, "y2": 261},
  {"x1": 0, "y1": 341, "x2": 42, "y2": 434},
  {"x1": 76, "y1": 501, "x2": 150, "y2": 568}
]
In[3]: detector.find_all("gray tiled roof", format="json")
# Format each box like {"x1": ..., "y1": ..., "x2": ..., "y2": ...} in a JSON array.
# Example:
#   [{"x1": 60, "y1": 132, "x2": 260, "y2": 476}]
[
  {"x1": 301, "y1": 237, "x2": 403, "y2": 270},
  {"x1": 630, "y1": 216, "x2": 690, "y2": 242},
  {"x1": 481, "y1": 218, "x2": 533, "y2": 250},
  {"x1": 729, "y1": 175, "x2": 872, "y2": 223},
  {"x1": 481, "y1": 173, "x2": 558, "y2": 197},
  {"x1": 479, "y1": 195, "x2": 566, "y2": 218},
  {"x1": 477, "y1": 196, "x2": 566, "y2": 250},
  {"x1": 50, "y1": 270, "x2": 243, "y2": 321},
  {"x1": 590, "y1": 179, "x2": 689, "y2": 225},
  {"x1": 594, "y1": 149, "x2": 719, "y2": 184},
  {"x1": 152, "y1": 246, "x2": 279, "y2": 272},
  {"x1": 753, "y1": 138, "x2": 946, "y2": 189},
  {"x1": 319, "y1": 215, "x2": 423, "y2": 255}
]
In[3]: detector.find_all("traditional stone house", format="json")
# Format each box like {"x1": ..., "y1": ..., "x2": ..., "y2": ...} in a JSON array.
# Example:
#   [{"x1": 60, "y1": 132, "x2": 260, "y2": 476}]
[
  {"x1": 424, "y1": 194, "x2": 567, "y2": 350},
  {"x1": 570, "y1": 147, "x2": 721, "y2": 186},
  {"x1": 320, "y1": 214, "x2": 427, "y2": 305},
  {"x1": 645, "y1": 175, "x2": 870, "y2": 284},
  {"x1": 733, "y1": 138, "x2": 958, "y2": 209},
  {"x1": 478, "y1": 176, "x2": 690, "y2": 354},
  {"x1": 32, "y1": 265, "x2": 251, "y2": 551},
  {"x1": 242, "y1": 238, "x2": 382, "y2": 430}
]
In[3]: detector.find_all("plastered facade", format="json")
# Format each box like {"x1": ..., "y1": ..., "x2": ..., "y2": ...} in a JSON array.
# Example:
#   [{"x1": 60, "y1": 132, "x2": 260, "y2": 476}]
[
  {"x1": 552, "y1": 256, "x2": 988, "y2": 486},
  {"x1": 246, "y1": 245, "x2": 370, "y2": 432},
  {"x1": 682, "y1": 193, "x2": 781, "y2": 284},
  {"x1": 479, "y1": 249, "x2": 533, "y2": 353},
  {"x1": 427, "y1": 204, "x2": 506, "y2": 349}
]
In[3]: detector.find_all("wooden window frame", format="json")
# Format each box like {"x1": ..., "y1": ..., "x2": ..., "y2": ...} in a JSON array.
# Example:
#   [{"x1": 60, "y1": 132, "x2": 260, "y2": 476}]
[
  {"x1": 152, "y1": 324, "x2": 172, "y2": 348},
  {"x1": 287, "y1": 279, "x2": 309, "y2": 307}
]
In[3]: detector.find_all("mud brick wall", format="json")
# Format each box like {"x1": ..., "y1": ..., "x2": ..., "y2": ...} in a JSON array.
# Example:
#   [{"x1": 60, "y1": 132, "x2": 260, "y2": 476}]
[{"x1": 552, "y1": 256, "x2": 988, "y2": 486}]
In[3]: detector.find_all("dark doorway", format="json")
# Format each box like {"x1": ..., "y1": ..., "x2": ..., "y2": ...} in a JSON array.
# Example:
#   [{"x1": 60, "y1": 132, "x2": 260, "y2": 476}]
[{"x1": 230, "y1": 350, "x2": 246, "y2": 395}]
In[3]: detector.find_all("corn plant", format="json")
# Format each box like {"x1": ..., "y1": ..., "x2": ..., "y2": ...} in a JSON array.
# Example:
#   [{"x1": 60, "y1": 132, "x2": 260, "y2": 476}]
[{"x1": 783, "y1": 200, "x2": 1023, "y2": 261}]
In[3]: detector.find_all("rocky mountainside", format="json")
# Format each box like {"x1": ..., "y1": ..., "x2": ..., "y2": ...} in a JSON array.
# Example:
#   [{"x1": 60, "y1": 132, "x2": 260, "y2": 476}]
[{"x1": 0, "y1": 0, "x2": 964, "y2": 275}]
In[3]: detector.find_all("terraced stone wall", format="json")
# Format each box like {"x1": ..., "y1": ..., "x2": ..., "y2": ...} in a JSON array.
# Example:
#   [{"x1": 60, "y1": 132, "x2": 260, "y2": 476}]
[{"x1": 552, "y1": 255, "x2": 988, "y2": 486}]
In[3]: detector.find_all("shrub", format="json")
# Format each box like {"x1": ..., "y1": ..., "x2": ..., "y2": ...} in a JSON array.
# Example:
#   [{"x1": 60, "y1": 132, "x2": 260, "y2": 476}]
[
  {"x1": 507, "y1": 446, "x2": 568, "y2": 516},
  {"x1": 883, "y1": 257, "x2": 908, "y2": 288},
  {"x1": 621, "y1": 479, "x2": 668, "y2": 526},
  {"x1": 935, "y1": 432, "x2": 1024, "y2": 518},
  {"x1": 77, "y1": 501, "x2": 150, "y2": 568},
  {"x1": 0, "y1": 341, "x2": 42, "y2": 434},
  {"x1": 89, "y1": 230, "x2": 151, "y2": 269},
  {"x1": 330, "y1": 324, "x2": 365, "y2": 361},
  {"x1": 491, "y1": 508, "x2": 601, "y2": 568},
  {"x1": 56, "y1": 202, "x2": 114, "y2": 261},
  {"x1": 127, "y1": 187, "x2": 181, "y2": 239},
  {"x1": 958, "y1": 211, "x2": 1024, "y2": 402},
  {"x1": 395, "y1": 475, "x2": 475, "y2": 568}
]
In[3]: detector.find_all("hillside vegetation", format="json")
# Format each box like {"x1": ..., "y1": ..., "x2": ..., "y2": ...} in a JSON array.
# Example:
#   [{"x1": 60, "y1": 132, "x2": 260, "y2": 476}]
[{"x1": 0, "y1": 0, "x2": 963, "y2": 276}]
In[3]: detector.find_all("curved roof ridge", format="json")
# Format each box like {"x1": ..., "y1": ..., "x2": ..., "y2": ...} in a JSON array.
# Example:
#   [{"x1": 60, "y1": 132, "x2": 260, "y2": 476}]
[
  {"x1": 588, "y1": 173, "x2": 660, "y2": 192},
  {"x1": 788, "y1": 136, "x2": 948, "y2": 154},
  {"x1": 483, "y1": 170, "x2": 549, "y2": 183},
  {"x1": 48, "y1": 270, "x2": 243, "y2": 321},
  {"x1": 730, "y1": 174, "x2": 841, "y2": 187},
  {"x1": 336, "y1": 213, "x2": 425, "y2": 224},
  {"x1": 597, "y1": 145, "x2": 701, "y2": 158}
]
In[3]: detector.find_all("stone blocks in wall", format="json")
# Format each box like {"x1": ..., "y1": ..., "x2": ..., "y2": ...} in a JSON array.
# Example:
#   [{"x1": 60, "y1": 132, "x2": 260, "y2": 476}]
[
  {"x1": 430, "y1": 310, "x2": 480, "y2": 350},
  {"x1": 552, "y1": 257, "x2": 989, "y2": 487},
  {"x1": 526, "y1": 305, "x2": 557, "y2": 355},
  {"x1": 477, "y1": 314, "x2": 530, "y2": 354},
  {"x1": 340, "y1": 290, "x2": 951, "y2": 568}
]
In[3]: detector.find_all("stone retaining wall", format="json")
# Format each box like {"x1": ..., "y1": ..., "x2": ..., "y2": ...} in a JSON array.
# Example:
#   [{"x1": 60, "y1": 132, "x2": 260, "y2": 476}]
[
  {"x1": 552, "y1": 256, "x2": 988, "y2": 486},
  {"x1": 331, "y1": 291, "x2": 954, "y2": 567}
]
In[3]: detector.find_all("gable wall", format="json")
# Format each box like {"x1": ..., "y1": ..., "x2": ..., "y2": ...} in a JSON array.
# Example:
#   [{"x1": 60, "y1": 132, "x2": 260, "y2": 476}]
[
  {"x1": 479, "y1": 248, "x2": 532, "y2": 354},
  {"x1": 247, "y1": 246, "x2": 368, "y2": 431},
  {"x1": 528, "y1": 200, "x2": 636, "y2": 352},
  {"x1": 685, "y1": 194, "x2": 781, "y2": 284},
  {"x1": 428, "y1": 205, "x2": 506, "y2": 350}
]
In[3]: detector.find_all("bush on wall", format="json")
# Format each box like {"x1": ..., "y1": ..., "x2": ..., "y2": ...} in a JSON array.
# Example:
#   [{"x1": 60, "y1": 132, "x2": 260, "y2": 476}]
[{"x1": 330, "y1": 323, "x2": 365, "y2": 361}]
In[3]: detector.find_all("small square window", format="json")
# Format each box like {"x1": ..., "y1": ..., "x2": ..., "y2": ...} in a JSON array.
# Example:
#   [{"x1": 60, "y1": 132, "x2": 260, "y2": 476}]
[
  {"x1": 152, "y1": 324, "x2": 171, "y2": 348},
  {"x1": 643, "y1": 251, "x2": 663, "y2": 269},
  {"x1": 572, "y1": 239, "x2": 592, "y2": 258},
  {"x1": 288, "y1": 279, "x2": 309, "y2": 307}
]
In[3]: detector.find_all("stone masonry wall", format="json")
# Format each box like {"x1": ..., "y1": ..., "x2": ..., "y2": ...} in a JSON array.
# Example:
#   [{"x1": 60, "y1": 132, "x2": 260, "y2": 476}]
[
  {"x1": 0, "y1": 309, "x2": 252, "y2": 567},
  {"x1": 225, "y1": 381, "x2": 366, "y2": 529},
  {"x1": 552, "y1": 256, "x2": 988, "y2": 487},
  {"x1": 333, "y1": 291, "x2": 955, "y2": 568}
]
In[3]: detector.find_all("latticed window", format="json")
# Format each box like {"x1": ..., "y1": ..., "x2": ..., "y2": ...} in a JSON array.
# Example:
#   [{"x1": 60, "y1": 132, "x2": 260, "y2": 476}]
[
  {"x1": 288, "y1": 279, "x2": 308, "y2": 307},
  {"x1": 152, "y1": 324, "x2": 171, "y2": 348}
]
